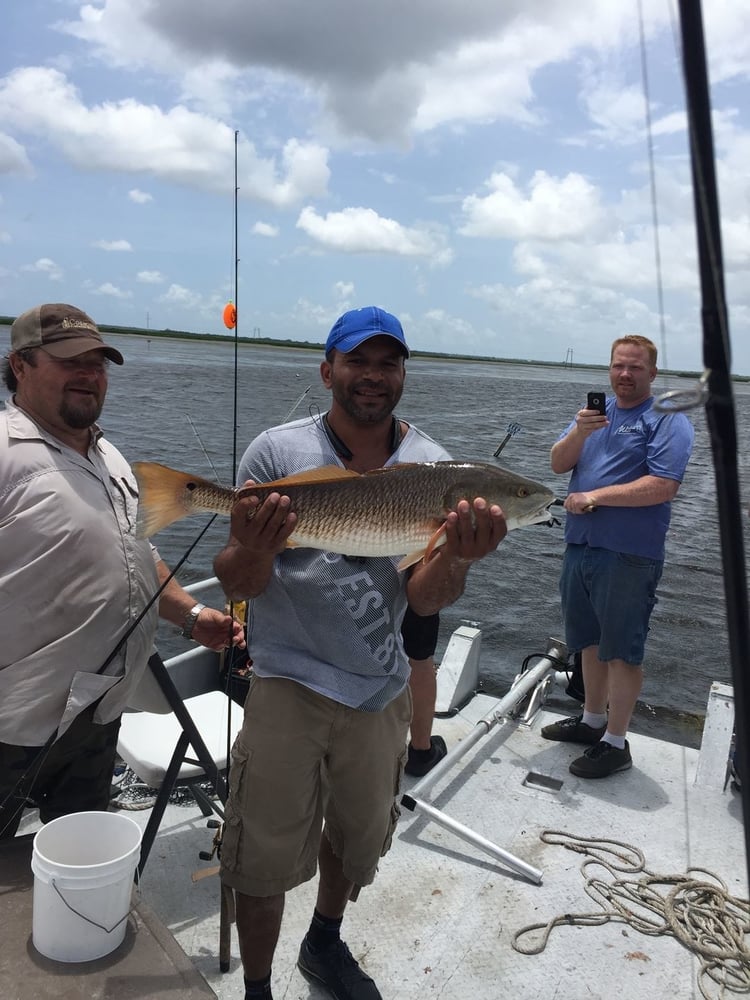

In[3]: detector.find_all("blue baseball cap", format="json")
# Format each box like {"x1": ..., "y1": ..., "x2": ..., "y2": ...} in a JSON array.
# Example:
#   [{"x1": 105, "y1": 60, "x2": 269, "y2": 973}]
[{"x1": 325, "y1": 306, "x2": 409, "y2": 358}]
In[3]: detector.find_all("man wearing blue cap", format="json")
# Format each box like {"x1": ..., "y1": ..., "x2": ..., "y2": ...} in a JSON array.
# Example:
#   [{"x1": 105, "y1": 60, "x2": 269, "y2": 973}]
[{"x1": 214, "y1": 306, "x2": 507, "y2": 1000}]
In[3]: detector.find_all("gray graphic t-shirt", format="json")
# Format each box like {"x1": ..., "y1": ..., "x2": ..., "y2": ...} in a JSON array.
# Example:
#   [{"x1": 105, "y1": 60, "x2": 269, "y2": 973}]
[{"x1": 238, "y1": 415, "x2": 449, "y2": 711}]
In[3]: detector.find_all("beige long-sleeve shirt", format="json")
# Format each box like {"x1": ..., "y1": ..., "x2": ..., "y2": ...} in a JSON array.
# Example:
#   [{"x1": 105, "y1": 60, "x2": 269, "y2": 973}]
[{"x1": 0, "y1": 398, "x2": 160, "y2": 745}]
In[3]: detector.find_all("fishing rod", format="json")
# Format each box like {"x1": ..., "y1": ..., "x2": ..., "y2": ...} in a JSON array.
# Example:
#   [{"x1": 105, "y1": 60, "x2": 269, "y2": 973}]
[
  {"x1": 677, "y1": 0, "x2": 750, "y2": 882},
  {"x1": 231, "y1": 128, "x2": 240, "y2": 482},
  {"x1": 219, "y1": 128, "x2": 245, "y2": 771},
  {"x1": 283, "y1": 383, "x2": 312, "y2": 423}
]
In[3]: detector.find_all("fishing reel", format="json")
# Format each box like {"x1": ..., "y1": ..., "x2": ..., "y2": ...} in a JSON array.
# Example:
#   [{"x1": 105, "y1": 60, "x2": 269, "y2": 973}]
[
  {"x1": 199, "y1": 819, "x2": 223, "y2": 863},
  {"x1": 191, "y1": 818, "x2": 236, "y2": 974},
  {"x1": 540, "y1": 497, "x2": 564, "y2": 528},
  {"x1": 192, "y1": 819, "x2": 224, "y2": 882}
]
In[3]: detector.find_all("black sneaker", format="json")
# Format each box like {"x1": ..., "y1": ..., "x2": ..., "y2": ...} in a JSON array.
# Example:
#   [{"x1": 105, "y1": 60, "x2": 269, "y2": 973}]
[
  {"x1": 541, "y1": 714, "x2": 606, "y2": 745},
  {"x1": 243, "y1": 979, "x2": 273, "y2": 1000},
  {"x1": 569, "y1": 740, "x2": 632, "y2": 778},
  {"x1": 404, "y1": 735, "x2": 447, "y2": 777},
  {"x1": 297, "y1": 936, "x2": 382, "y2": 1000}
]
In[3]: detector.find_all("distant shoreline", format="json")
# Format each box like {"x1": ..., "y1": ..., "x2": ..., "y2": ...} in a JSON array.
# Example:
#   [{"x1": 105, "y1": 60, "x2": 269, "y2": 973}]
[{"x1": 1, "y1": 316, "x2": 740, "y2": 380}]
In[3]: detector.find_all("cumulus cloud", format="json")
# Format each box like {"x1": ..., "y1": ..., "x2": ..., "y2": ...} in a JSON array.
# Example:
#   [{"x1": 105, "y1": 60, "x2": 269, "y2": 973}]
[
  {"x1": 297, "y1": 206, "x2": 452, "y2": 264},
  {"x1": 56, "y1": 0, "x2": 671, "y2": 142},
  {"x1": 0, "y1": 131, "x2": 33, "y2": 175},
  {"x1": 21, "y1": 258, "x2": 63, "y2": 280},
  {"x1": 259, "y1": 139, "x2": 330, "y2": 208},
  {"x1": 460, "y1": 170, "x2": 606, "y2": 241},
  {"x1": 93, "y1": 239, "x2": 133, "y2": 252},
  {"x1": 702, "y1": 3, "x2": 750, "y2": 84},
  {"x1": 129, "y1": 188, "x2": 153, "y2": 203},
  {"x1": 252, "y1": 222, "x2": 279, "y2": 237},
  {"x1": 0, "y1": 67, "x2": 329, "y2": 206},
  {"x1": 161, "y1": 283, "x2": 202, "y2": 309},
  {"x1": 89, "y1": 282, "x2": 132, "y2": 299},
  {"x1": 137, "y1": 270, "x2": 164, "y2": 283},
  {"x1": 529, "y1": 229, "x2": 698, "y2": 292},
  {"x1": 62, "y1": 0, "x2": 525, "y2": 139},
  {"x1": 580, "y1": 79, "x2": 650, "y2": 146},
  {"x1": 469, "y1": 276, "x2": 663, "y2": 365}
]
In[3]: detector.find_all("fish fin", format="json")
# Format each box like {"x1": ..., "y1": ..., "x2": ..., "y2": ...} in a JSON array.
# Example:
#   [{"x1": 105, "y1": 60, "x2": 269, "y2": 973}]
[
  {"x1": 265, "y1": 465, "x2": 361, "y2": 487},
  {"x1": 133, "y1": 462, "x2": 212, "y2": 539},
  {"x1": 396, "y1": 522, "x2": 448, "y2": 571},
  {"x1": 397, "y1": 549, "x2": 427, "y2": 571},
  {"x1": 423, "y1": 524, "x2": 448, "y2": 562},
  {"x1": 361, "y1": 462, "x2": 421, "y2": 479}
]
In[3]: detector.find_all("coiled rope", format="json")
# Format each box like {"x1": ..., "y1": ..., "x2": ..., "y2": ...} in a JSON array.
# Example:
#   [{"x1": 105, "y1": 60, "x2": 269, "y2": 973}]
[{"x1": 511, "y1": 831, "x2": 750, "y2": 999}]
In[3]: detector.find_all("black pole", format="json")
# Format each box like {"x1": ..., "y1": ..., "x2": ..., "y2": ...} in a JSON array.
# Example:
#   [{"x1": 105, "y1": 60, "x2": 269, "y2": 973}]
[
  {"x1": 232, "y1": 128, "x2": 240, "y2": 483},
  {"x1": 678, "y1": 0, "x2": 750, "y2": 882}
]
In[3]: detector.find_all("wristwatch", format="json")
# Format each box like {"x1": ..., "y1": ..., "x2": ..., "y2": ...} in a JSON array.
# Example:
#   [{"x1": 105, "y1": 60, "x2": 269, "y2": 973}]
[{"x1": 180, "y1": 603, "x2": 206, "y2": 640}]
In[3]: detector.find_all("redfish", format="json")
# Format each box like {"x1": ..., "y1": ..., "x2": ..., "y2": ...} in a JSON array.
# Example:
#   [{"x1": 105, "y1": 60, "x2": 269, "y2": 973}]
[{"x1": 133, "y1": 460, "x2": 556, "y2": 570}]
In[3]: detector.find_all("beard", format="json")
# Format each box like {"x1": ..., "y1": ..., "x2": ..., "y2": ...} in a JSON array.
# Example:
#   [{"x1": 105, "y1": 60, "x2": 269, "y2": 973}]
[
  {"x1": 60, "y1": 394, "x2": 104, "y2": 428},
  {"x1": 331, "y1": 382, "x2": 401, "y2": 424}
]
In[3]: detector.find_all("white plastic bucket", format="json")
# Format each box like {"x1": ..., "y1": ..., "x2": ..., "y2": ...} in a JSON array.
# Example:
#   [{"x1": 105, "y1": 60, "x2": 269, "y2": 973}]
[{"x1": 31, "y1": 810, "x2": 142, "y2": 962}]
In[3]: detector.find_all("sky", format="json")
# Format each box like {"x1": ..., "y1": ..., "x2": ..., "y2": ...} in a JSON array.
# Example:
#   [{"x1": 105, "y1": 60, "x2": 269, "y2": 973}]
[{"x1": 1, "y1": 0, "x2": 749, "y2": 372}]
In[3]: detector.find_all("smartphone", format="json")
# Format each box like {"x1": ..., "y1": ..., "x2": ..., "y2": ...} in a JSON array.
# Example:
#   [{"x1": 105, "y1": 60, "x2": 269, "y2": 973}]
[{"x1": 587, "y1": 391, "x2": 606, "y2": 415}]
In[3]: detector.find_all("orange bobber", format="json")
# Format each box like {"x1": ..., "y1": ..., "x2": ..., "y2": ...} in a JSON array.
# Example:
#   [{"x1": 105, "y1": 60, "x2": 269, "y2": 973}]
[{"x1": 223, "y1": 302, "x2": 237, "y2": 329}]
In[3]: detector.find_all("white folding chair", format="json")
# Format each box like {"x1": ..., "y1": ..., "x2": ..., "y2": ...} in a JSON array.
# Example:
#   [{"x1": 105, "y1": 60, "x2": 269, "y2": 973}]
[{"x1": 117, "y1": 647, "x2": 244, "y2": 876}]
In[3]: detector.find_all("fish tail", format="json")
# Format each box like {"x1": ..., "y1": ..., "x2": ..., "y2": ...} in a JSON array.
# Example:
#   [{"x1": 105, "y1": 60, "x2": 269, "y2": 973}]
[{"x1": 133, "y1": 461, "x2": 203, "y2": 538}]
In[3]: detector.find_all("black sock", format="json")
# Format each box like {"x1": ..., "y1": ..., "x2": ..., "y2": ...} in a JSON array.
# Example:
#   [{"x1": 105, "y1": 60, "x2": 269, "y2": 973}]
[
  {"x1": 244, "y1": 973, "x2": 273, "y2": 999},
  {"x1": 306, "y1": 907, "x2": 343, "y2": 952},
  {"x1": 409, "y1": 742, "x2": 435, "y2": 759}
]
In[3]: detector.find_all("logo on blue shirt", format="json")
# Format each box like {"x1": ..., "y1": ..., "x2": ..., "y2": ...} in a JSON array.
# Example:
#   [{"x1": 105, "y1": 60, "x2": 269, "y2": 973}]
[{"x1": 615, "y1": 421, "x2": 645, "y2": 435}]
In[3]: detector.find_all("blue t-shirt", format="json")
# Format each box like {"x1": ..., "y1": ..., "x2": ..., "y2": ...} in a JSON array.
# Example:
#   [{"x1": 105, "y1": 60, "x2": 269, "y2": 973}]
[
  {"x1": 561, "y1": 396, "x2": 694, "y2": 560},
  {"x1": 237, "y1": 415, "x2": 450, "y2": 711}
]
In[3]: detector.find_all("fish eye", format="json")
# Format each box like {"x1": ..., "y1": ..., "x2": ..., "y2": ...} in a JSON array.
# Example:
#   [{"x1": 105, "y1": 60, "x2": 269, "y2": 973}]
[
  {"x1": 186, "y1": 482, "x2": 197, "y2": 492},
  {"x1": 518, "y1": 487, "x2": 529, "y2": 497}
]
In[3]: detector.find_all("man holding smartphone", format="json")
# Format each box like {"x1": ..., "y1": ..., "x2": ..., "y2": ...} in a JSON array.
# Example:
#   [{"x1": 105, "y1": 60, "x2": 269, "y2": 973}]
[
  {"x1": 542, "y1": 335, "x2": 694, "y2": 778},
  {"x1": 587, "y1": 391, "x2": 606, "y2": 415}
]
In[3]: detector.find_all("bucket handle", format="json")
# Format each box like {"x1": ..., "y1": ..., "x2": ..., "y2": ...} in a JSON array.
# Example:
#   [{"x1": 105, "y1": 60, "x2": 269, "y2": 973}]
[{"x1": 49, "y1": 869, "x2": 140, "y2": 935}]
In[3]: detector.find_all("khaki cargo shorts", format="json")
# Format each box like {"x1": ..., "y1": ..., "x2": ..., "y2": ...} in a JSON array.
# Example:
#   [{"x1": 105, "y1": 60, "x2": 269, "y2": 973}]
[{"x1": 220, "y1": 675, "x2": 411, "y2": 897}]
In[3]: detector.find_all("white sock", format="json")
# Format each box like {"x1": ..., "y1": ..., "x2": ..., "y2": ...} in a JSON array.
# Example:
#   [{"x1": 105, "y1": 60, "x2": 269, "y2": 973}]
[
  {"x1": 601, "y1": 731, "x2": 626, "y2": 750},
  {"x1": 582, "y1": 711, "x2": 607, "y2": 729}
]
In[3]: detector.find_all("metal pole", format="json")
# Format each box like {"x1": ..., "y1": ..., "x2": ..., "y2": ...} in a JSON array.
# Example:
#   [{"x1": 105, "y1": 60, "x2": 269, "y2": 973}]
[
  {"x1": 401, "y1": 640, "x2": 567, "y2": 884},
  {"x1": 402, "y1": 796, "x2": 544, "y2": 885},
  {"x1": 678, "y1": 0, "x2": 750, "y2": 891}
]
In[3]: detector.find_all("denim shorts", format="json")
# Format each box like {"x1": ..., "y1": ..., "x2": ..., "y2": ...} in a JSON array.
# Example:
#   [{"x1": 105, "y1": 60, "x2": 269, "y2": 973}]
[{"x1": 560, "y1": 544, "x2": 663, "y2": 666}]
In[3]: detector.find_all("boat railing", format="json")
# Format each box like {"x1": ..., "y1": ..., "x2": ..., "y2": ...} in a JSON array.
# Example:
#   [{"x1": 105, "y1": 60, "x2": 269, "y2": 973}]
[{"x1": 182, "y1": 576, "x2": 222, "y2": 597}]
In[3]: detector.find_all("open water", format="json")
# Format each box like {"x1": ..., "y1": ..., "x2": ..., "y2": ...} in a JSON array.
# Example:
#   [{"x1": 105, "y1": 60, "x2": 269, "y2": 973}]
[{"x1": 3, "y1": 327, "x2": 749, "y2": 746}]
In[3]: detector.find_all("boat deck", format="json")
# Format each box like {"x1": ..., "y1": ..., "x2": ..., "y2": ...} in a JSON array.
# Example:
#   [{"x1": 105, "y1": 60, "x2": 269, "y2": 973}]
[{"x1": 9, "y1": 679, "x2": 748, "y2": 1000}]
